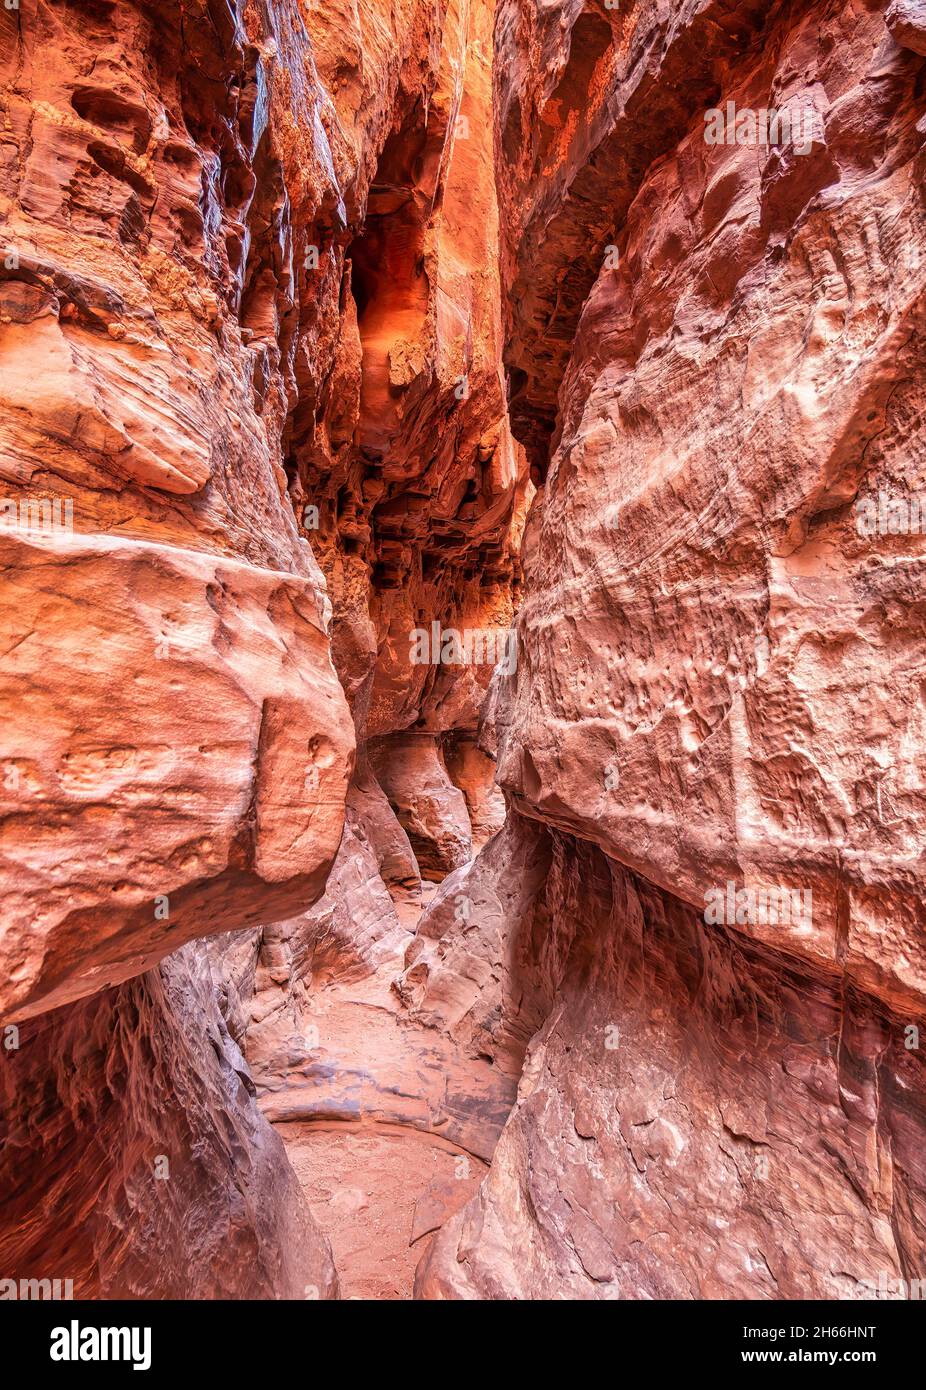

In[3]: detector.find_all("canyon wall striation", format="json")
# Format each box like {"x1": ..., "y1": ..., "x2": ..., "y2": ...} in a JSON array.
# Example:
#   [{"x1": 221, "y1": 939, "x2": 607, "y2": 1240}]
[
  {"x1": 416, "y1": 0, "x2": 926, "y2": 1298},
  {"x1": 3, "y1": 0, "x2": 926, "y2": 1304},
  {"x1": 227, "y1": 0, "x2": 529, "y2": 1104},
  {"x1": 0, "y1": 0, "x2": 521, "y2": 1296}
]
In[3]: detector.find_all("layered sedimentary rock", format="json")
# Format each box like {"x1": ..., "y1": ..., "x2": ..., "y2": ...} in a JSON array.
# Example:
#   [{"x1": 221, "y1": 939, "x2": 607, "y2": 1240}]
[
  {"x1": 493, "y1": 0, "x2": 926, "y2": 991},
  {"x1": 0, "y1": 0, "x2": 520, "y2": 1297},
  {"x1": 418, "y1": 0, "x2": 926, "y2": 1297},
  {"x1": 235, "y1": 0, "x2": 529, "y2": 1085},
  {"x1": 417, "y1": 820, "x2": 926, "y2": 1298},
  {"x1": 0, "y1": 0, "x2": 365, "y2": 1291},
  {"x1": 5, "y1": 0, "x2": 923, "y2": 1307},
  {"x1": 0, "y1": 0, "x2": 358, "y2": 1022},
  {"x1": 295, "y1": 0, "x2": 524, "y2": 753}
]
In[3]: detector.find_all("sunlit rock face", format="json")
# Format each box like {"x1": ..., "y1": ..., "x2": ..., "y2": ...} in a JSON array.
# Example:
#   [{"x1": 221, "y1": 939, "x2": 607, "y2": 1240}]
[
  {"x1": 4, "y1": 0, "x2": 924, "y2": 1306},
  {"x1": 235, "y1": 0, "x2": 530, "y2": 1082},
  {"x1": 0, "y1": 0, "x2": 355, "y2": 1021},
  {"x1": 887, "y1": 0, "x2": 926, "y2": 56},
  {"x1": 0, "y1": 942, "x2": 338, "y2": 1299},
  {"x1": 0, "y1": 0, "x2": 525, "y2": 1297},
  {"x1": 496, "y1": 0, "x2": 926, "y2": 1015},
  {"x1": 418, "y1": 0, "x2": 926, "y2": 1297}
]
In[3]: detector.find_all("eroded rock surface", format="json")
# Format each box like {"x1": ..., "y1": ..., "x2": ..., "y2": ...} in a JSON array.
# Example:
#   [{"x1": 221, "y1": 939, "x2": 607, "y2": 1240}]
[
  {"x1": 417, "y1": 824, "x2": 926, "y2": 1298},
  {"x1": 0, "y1": 0, "x2": 357, "y2": 1021},
  {"x1": 0, "y1": 942, "x2": 337, "y2": 1299},
  {"x1": 4, "y1": 0, "x2": 926, "y2": 1307},
  {"x1": 0, "y1": 0, "x2": 520, "y2": 1299},
  {"x1": 494, "y1": 0, "x2": 926, "y2": 997},
  {"x1": 417, "y1": 0, "x2": 926, "y2": 1299},
  {"x1": 234, "y1": 0, "x2": 529, "y2": 1097}
]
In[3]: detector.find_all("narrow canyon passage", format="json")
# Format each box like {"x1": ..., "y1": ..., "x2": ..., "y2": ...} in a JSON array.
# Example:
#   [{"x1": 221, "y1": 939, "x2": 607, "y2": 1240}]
[
  {"x1": 266, "y1": 885, "x2": 493, "y2": 1300},
  {"x1": 2, "y1": 0, "x2": 926, "y2": 1318},
  {"x1": 243, "y1": 887, "x2": 505, "y2": 1300},
  {"x1": 279, "y1": 1122, "x2": 485, "y2": 1300}
]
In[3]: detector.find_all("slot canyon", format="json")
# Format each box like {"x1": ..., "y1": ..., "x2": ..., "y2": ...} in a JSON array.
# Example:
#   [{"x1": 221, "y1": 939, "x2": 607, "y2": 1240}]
[{"x1": 1, "y1": 0, "x2": 926, "y2": 1307}]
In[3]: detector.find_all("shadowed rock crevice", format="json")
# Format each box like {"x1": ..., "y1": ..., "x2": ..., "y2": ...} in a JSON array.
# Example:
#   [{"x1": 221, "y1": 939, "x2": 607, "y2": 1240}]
[
  {"x1": 0, "y1": 942, "x2": 338, "y2": 1300},
  {"x1": 348, "y1": 103, "x2": 433, "y2": 458},
  {"x1": 414, "y1": 822, "x2": 926, "y2": 1299}
]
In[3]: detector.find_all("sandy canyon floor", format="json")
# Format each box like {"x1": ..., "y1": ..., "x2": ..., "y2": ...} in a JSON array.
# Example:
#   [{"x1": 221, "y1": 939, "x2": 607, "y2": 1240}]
[{"x1": 263, "y1": 890, "x2": 493, "y2": 1299}]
